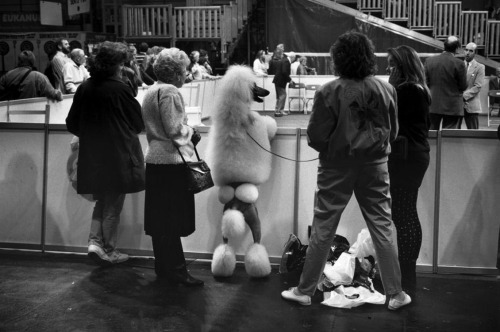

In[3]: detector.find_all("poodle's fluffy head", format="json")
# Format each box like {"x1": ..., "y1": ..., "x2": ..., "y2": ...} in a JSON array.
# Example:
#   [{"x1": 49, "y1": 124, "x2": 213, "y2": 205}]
[{"x1": 212, "y1": 65, "x2": 267, "y2": 128}]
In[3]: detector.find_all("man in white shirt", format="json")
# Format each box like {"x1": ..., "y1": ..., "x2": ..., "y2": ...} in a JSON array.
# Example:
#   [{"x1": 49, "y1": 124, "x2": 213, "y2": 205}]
[
  {"x1": 63, "y1": 48, "x2": 90, "y2": 94},
  {"x1": 50, "y1": 38, "x2": 71, "y2": 92}
]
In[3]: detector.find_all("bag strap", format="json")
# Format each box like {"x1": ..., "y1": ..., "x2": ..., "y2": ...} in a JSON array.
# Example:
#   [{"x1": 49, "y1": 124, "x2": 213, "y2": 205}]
[
  {"x1": 18, "y1": 69, "x2": 32, "y2": 87},
  {"x1": 11, "y1": 69, "x2": 32, "y2": 95},
  {"x1": 176, "y1": 145, "x2": 201, "y2": 163},
  {"x1": 157, "y1": 89, "x2": 201, "y2": 163}
]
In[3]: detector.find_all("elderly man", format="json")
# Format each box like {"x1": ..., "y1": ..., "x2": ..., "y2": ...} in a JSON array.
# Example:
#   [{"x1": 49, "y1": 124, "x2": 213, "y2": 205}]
[
  {"x1": 424, "y1": 36, "x2": 467, "y2": 129},
  {"x1": 461, "y1": 42, "x2": 485, "y2": 129},
  {"x1": 62, "y1": 48, "x2": 90, "y2": 94}
]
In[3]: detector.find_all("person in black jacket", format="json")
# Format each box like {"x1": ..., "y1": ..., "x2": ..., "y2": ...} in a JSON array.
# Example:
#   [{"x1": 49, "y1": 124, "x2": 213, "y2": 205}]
[
  {"x1": 387, "y1": 45, "x2": 432, "y2": 299},
  {"x1": 271, "y1": 45, "x2": 294, "y2": 117},
  {"x1": 66, "y1": 41, "x2": 145, "y2": 266}
]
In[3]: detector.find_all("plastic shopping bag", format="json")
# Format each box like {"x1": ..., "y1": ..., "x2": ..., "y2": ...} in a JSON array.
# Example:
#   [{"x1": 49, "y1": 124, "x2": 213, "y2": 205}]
[
  {"x1": 349, "y1": 228, "x2": 376, "y2": 259},
  {"x1": 322, "y1": 284, "x2": 386, "y2": 309},
  {"x1": 323, "y1": 252, "x2": 355, "y2": 286}
]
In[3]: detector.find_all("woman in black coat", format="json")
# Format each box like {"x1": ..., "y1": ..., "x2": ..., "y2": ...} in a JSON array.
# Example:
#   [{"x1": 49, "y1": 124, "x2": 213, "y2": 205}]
[
  {"x1": 66, "y1": 41, "x2": 145, "y2": 266},
  {"x1": 387, "y1": 45, "x2": 432, "y2": 299}
]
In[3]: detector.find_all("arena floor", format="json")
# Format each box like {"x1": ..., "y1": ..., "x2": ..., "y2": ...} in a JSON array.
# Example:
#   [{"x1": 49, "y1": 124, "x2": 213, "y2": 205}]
[{"x1": 0, "y1": 250, "x2": 498, "y2": 332}]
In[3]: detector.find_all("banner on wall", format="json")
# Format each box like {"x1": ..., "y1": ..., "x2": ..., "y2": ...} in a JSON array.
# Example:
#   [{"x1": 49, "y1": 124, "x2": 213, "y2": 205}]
[
  {"x1": 68, "y1": 0, "x2": 90, "y2": 16},
  {"x1": 40, "y1": 1, "x2": 63, "y2": 26}
]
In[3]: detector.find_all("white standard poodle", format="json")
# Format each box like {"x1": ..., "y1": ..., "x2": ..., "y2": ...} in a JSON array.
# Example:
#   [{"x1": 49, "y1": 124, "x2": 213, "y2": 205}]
[{"x1": 206, "y1": 65, "x2": 277, "y2": 278}]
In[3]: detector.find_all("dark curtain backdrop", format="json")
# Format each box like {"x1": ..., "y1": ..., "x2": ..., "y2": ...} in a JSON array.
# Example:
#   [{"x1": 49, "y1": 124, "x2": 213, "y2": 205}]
[{"x1": 266, "y1": 0, "x2": 442, "y2": 75}]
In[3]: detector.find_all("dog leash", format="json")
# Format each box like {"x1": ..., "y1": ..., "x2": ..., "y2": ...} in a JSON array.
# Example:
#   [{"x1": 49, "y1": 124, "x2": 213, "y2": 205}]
[{"x1": 246, "y1": 132, "x2": 319, "y2": 162}]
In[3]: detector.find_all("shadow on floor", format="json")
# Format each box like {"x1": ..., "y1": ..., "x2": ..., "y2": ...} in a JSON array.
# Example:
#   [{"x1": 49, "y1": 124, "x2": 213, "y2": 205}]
[{"x1": 0, "y1": 250, "x2": 499, "y2": 332}]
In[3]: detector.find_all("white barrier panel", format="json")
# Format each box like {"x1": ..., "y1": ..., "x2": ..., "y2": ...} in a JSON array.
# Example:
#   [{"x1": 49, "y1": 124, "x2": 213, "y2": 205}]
[
  {"x1": 0, "y1": 130, "x2": 45, "y2": 245},
  {"x1": 438, "y1": 133, "x2": 500, "y2": 272}
]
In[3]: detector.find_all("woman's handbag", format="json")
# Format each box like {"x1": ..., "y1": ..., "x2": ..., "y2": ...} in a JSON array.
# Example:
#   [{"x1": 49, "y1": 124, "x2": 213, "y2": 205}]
[{"x1": 177, "y1": 146, "x2": 214, "y2": 194}]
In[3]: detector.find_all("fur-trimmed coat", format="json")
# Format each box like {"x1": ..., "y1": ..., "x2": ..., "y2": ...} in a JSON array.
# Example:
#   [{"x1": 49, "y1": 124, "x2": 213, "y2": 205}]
[{"x1": 206, "y1": 66, "x2": 277, "y2": 186}]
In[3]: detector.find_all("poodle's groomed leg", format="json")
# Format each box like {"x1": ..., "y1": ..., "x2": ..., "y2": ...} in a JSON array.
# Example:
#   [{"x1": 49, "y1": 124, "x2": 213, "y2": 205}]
[{"x1": 242, "y1": 203, "x2": 261, "y2": 243}]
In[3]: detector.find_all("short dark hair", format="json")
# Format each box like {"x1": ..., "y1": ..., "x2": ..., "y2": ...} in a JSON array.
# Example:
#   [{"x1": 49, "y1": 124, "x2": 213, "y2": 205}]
[
  {"x1": 17, "y1": 50, "x2": 35, "y2": 67},
  {"x1": 444, "y1": 36, "x2": 461, "y2": 53},
  {"x1": 138, "y1": 42, "x2": 149, "y2": 53},
  {"x1": 330, "y1": 31, "x2": 377, "y2": 79},
  {"x1": 88, "y1": 41, "x2": 128, "y2": 79}
]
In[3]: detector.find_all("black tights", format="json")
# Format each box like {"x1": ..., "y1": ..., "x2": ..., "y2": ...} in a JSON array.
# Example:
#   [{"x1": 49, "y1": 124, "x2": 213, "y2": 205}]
[{"x1": 391, "y1": 186, "x2": 422, "y2": 296}]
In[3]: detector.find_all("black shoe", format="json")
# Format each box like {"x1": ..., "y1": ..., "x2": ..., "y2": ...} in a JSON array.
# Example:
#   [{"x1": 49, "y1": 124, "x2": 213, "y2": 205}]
[
  {"x1": 163, "y1": 269, "x2": 204, "y2": 287},
  {"x1": 274, "y1": 112, "x2": 283, "y2": 117}
]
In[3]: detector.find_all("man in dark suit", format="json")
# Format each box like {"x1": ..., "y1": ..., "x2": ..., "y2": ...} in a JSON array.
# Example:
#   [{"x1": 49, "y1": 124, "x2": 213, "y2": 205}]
[
  {"x1": 489, "y1": 66, "x2": 500, "y2": 107},
  {"x1": 424, "y1": 36, "x2": 467, "y2": 129}
]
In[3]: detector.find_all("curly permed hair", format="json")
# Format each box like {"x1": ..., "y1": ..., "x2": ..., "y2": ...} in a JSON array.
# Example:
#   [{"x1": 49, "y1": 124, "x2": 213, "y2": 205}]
[
  {"x1": 153, "y1": 48, "x2": 190, "y2": 84},
  {"x1": 330, "y1": 31, "x2": 377, "y2": 79},
  {"x1": 88, "y1": 41, "x2": 128, "y2": 79}
]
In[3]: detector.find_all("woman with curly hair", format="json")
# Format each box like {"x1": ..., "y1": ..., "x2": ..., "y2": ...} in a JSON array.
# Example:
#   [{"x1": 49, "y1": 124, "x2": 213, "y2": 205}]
[
  {"x1": 281, "y1": 31, "x2": 411, "y2": 310},
  {"x1": 387, "y1": 45, "x2": 431, "y2": 299},
  {"x1": 66, "y1": 41, "x2": 145, "y2": 266}
]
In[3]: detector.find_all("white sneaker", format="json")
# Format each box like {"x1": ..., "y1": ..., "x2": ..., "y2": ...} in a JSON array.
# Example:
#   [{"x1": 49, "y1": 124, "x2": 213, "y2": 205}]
[
  {"x1": 281, "y1": 287, "x2": 311, "y2": 306},
  {"x1": 388, "y1": 292, "x2": 412, "y2": 310},
  {"x1": 107, "y1": 250, "x2": 129, "y2": 264},
  {"x1": 88, "y1": 244, "x2": 112, "y2": 266}
]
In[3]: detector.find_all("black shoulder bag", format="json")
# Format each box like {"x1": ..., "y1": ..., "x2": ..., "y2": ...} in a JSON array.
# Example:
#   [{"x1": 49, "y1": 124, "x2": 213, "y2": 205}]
[
  {"x1": 157, "y1": 88, "x2": 213, "y2": 193},
  {"x1": 176, "y1": 145, "x2": 214, "y2": 194}
]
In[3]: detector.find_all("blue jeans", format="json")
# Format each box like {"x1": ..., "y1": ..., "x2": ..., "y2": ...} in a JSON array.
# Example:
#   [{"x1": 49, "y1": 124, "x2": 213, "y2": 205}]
[
  {"x1": 297, "y1": 160, "x2": 402, "y2": 296},
  {"x1": 88, "y1": 192, "x2": 126, "y2": 253}
]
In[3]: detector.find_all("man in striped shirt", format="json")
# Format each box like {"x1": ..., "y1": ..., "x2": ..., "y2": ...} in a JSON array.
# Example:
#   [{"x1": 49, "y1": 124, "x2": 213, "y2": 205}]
[{"x1": 50, "y1": 38, "x2": 72, "y2": 92}]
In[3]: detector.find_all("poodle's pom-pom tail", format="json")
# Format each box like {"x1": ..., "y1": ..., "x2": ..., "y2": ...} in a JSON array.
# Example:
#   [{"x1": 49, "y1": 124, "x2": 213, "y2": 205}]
[
  {"x1": 245, "y1": 243, "x2": 271, "y2": 277},
  {"x1": 211, "y1": 244, "x2": 236, "y2": 277},
  {"x1": 221, "y1": 209, "x2": 246, "y2": 238},
  {"x1": 218, "y1": 185, "x2": 235, "y2": 204},
  {"x1": 235, "y1": 183, "x2": 259, "y2": 204}
]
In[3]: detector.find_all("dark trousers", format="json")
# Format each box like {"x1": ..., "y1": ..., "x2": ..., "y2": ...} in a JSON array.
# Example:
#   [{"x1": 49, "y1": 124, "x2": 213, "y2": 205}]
[
  {"x1": 152, "y1": 235, "x2": 186, "y2": 276},
  {"x1": 461, "y1": 110, "x2": 479, "y2": 129},
  {"x1": 429, "y1": 113, "x2": 461, "y2": 130}
]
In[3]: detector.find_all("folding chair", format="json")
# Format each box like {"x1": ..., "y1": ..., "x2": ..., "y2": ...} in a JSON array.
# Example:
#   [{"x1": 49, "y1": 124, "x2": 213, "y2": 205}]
[
  {"x1": 288, "y1": 82, "x2": 306, "y2": 113},
  {"x1": 487, "y1": 90, "x2": 500, "y2": 127},
  {"x1": 304, "y1": 84, "x2": 320, "y2": 114}
]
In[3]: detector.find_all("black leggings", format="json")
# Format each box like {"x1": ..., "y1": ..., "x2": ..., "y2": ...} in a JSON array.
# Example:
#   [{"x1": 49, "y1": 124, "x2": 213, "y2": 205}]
[{"x1": 390, "y1": 186, "x2": 422, "y2": 262}]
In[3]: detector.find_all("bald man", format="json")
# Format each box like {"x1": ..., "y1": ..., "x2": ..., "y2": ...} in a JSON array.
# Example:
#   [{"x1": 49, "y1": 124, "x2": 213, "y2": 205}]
[
  {"x1": 62, "y1": 48, "x2": 90, "y2": 94},
  {"x1": 461, "y1": 42, "x2": 485, "y2": 129},
  {"x1": 424, "y1": 36, "x2": 467, "y2": 129}
]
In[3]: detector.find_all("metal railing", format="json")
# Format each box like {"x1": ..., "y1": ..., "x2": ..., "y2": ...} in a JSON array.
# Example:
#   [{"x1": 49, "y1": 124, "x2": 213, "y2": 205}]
[
  {"x1": 408, "y1": 0, "x2": 434, "y2": 30},
  {"x1": 383, "y1": 0, "x2": 408, "y2": 22},
  {"x1": 461, "y1": 11, "x2": 488, "y2": 48},
  {"x1": 486, "y1": 20, "x2": 500, "y2": 58},
  {"x1": 122, "y1": 4, "x2": 173, "y2": 38},
  {"x1": 174, "y1": 6, "x2": 222, "y2": 39},
  {"x1": 434, "y1": 1, "x2": 461, "y2": 40},
  {"x1": 358, "y1": 0, "x2": 384, "y2": 12}
]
